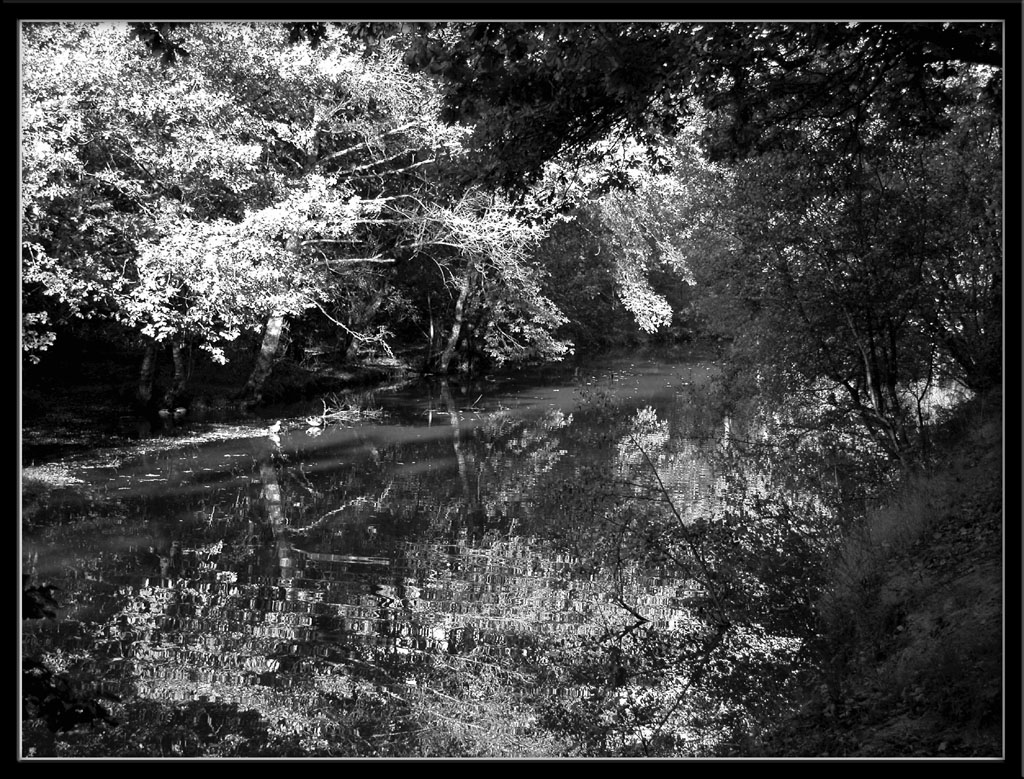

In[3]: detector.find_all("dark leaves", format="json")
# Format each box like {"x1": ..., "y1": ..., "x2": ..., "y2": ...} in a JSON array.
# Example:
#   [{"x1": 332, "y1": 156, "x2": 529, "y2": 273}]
[
  {"x1": 128, "y1": 23, "x2": 190, "y2": 66},
  {"x1": 22, "y1": 659, "x2": 116, "y2": 733},
  {"x1": 286, "y1": 22, "x2": 328, "y2": 49},
  {"x1": 23, "y1": 577, "x2": 60, "y2": 620}
]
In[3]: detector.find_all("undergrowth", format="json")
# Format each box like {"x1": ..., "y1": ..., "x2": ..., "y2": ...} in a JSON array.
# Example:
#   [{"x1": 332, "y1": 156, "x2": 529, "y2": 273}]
[{"x1": 742, "y1": 388, "x2": 1003, "y2": 757}]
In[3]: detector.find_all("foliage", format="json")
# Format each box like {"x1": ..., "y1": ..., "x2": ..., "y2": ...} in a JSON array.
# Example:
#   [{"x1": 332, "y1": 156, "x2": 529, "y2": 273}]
[
  {"x1": 527, "y1": 371, "x2": 997, "y2": 756},
  {"x1": 22, "y1": 22, "x2": 572, "y2": 384},
  {"x1": 518, "y1": 388, "x2": 844, "y2": 755},
  {"x1": 755, "y1": 392, "x2": 1002, "y2": 756},
  {"x1": 29, "y1": 20, "x2": 1003, "y2": 397},
  {"x1": 22, "y1": 23, "x2": 272, "y2": 362},
  {"x1": 369, "y1": 21, "x2": 1002, "y2": 442},
  {"x1": 588, "y1": 132, "x2": 723, "y2": 337},
  {"x1": 528, "y1": 131, "x2": 719, "y2": 350},
  {"x1": 346, "y1": 22, "x2": 1000, "y2": 190},
  {"x1": 356, "y1": 22, "x2": 690, "y2": 192},
  {"x1": 534, "y1": 210, "x2": 637, "y2": 352},
  {"x1": 20, "y1": 19, "x2": 1007, "y2": 758},
  {"x1": 22, "y1": 577, "x2": 117, "y2": 754},
  {"x1": 689, "y1": 61, "x2": 1000, "y2": 460},
  {"x1": 392, "y1": 187, "x2": 570, "y2": 369}
]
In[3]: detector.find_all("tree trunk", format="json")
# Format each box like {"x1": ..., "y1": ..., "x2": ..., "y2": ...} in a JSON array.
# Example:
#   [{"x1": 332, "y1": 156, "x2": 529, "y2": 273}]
[
  {"x1": 439, "y1": 270, "x2": 473, "y2": 374},
  {"x1": 136, "y1": 341, "x2": 159, "y2": 407},
  {"x1": 337, "y1": 329, "x2": 355, "y2": 362},
  {"x1": 425, "y1": 293, "x2": 436, "y2": 371},
  {"x1": 241, "y1": 233, "x2": 300, "y2": 403},
  {"x1": 241, "y1": 313, "x2": 290, "y2": 403},
  {"x1": 165, "y1": 339, "x2": 188, "y2": 407}
]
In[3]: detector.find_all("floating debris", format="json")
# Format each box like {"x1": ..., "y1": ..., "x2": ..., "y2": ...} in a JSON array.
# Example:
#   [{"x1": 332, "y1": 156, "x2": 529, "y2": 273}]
[{"x1": 305, "y1": 395, "x2": 386, "y2": 428}]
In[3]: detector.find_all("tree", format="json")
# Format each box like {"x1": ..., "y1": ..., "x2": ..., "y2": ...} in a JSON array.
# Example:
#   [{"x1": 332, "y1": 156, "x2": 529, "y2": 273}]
[
  {"x1": 531, "y1": 132, "x2": 720, "y2": 349},
  {"x1": 22, "y1": 22, "x2": 292, "y2": 397},
  {"x1": 587, "y1": 131, "x2": 723, "y2": 337},
  {"x1": 357, "y1": 22, "x2": 1000, "y2": 190},
  {"x1": 24, "y1": 20, "x2": 1005, "y2": 409},
  {"x1": 366, "y1": 20, "x2": 1002, "y2": 456},
  {"x1": 382, "y1": 22, "x2": 1003, "y2": 421},
  {"x1": 409, "y1": 189, "x2": 569, "y2": 372},
  {"x1": 22, "y1": 22, "x2": 577, "y2": 405},
  {"x1": 690, "y1": 60, "x2": 1001, "y2": 459}
]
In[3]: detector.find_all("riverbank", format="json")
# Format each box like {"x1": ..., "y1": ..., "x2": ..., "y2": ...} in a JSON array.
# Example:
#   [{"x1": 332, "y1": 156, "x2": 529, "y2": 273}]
[
  {"x1": 21, "y1": 356, "x2": 410, "y2": 466},
  {"x1": 20, "y1": 342, "x2": 716, "y2": 468},
  {"x1": 731, "y1": 388, "x2": 1005, "y2": 757}
]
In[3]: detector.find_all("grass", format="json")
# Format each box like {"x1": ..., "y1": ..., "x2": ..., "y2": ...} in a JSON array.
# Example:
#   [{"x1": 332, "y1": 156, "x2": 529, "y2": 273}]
[
  {"x1": 828, "y1": 480, "x2": 936, "y2": 595},
  {"x1": 748, "y1": 387, "x2": 1003, "y2": 757}
]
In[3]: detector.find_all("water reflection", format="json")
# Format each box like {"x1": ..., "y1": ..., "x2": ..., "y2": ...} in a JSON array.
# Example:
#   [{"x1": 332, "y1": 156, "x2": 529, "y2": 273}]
[{"x1": 24, "y1": 357, "x2": 800, "y2": 755}]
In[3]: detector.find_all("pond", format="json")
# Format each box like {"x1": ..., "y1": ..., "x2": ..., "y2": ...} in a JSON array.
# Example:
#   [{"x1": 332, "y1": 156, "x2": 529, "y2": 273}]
[{"x1": 22, "y1": 355, "x2": 822, "y2": 757}]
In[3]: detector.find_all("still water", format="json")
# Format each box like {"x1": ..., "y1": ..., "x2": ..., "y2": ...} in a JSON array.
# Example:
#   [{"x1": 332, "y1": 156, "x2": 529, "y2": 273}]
[{"x1": 23, "y1": 356, "x2": 800, "y2": 756}]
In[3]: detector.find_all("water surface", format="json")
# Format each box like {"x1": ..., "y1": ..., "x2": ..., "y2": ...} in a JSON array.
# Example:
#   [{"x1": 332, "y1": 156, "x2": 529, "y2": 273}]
[{"x1": 24, "y1": 355, "x2": 781, "y2": 755}]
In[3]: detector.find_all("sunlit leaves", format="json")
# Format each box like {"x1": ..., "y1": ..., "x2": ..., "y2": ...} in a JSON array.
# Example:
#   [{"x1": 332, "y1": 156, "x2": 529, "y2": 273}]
[
  {"x1": 393, "y1": 188, "x2": 571, "y2": 366},
  {"x1": 22, "y1": 21, "x2": 576, "y2": 375},
  {"x1": 569, "y1": 132, "x2": 727, "y2": 338},
  {"x1": 21, "y1": 23, "x2": 277, "y2": 359}
]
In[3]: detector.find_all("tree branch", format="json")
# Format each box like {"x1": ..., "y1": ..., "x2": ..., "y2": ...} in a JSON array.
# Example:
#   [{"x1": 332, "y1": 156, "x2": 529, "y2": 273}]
[{"x1": 317, "y1": 121, "x2": 421, "y2": 165}]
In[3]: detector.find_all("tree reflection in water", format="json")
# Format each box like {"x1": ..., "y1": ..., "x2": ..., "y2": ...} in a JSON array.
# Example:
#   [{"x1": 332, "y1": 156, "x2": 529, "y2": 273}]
[{"x1": 22, "y1": 358, "x2": 860, "y2": 756}]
